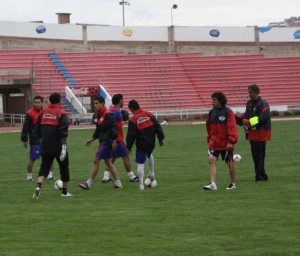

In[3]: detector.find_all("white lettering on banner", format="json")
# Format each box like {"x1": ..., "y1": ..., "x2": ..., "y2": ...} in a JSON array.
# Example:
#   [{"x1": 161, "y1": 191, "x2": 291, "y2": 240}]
[
  {"x1": 43, "y1": 113, "x2": 57, "y2": 120},
  {"x1": 137, "y1": 116, "x2": 150, "y2": 125},
  {"x1": 70, "y1": 87, "x2": 89, "y2": 96}
]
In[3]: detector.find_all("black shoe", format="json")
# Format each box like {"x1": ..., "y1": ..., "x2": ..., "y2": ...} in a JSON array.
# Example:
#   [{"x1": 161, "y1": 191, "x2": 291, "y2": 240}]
[
  {"x1": 102, "y1": 178, "x2": 113, "y2": 183},
  {"x1": 129, "y1": 176, "x2": 139, "y2": 182}
]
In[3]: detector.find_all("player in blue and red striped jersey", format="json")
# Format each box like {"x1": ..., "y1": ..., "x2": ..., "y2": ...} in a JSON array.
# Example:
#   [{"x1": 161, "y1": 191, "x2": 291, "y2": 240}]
[
  {"x1": 126, "y1": 100, "x2": 165, "y2": 191},
  {"x1": 21, "y1": 95, "x2": 54, "y2": 182},
  {"x1": 102, "y1": 94, "x2": 138, "y2": 183}
]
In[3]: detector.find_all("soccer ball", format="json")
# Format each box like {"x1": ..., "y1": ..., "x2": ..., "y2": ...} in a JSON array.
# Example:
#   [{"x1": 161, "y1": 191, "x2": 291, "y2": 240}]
[
  {"x1": 144, "y1": 177, "x2": 157, "y2": 188},
  {"x1": 233, "y1": 154, "x2": 242, "y2": 163},
  {"x1": 54, "y1": 180, "x2": 63, "y2": 190}
]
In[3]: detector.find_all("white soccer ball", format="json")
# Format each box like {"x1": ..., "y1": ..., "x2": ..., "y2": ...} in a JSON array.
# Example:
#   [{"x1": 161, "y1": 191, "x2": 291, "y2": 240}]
[
  {"x1": 54, "y1": 180, "x2": 63, "y2": 190},
  {"x1": 150, "y1": 179, "x2": 157, "y2": 188},
  {"x1": 144, "y1": 177, "x2": 157, "y2": 188},
  {"x1": 144, "y1": 177, "x2": 152, "y2": 186},
  {"x1": 233, "y1": 154, "x2": 242, "y2": 163}
]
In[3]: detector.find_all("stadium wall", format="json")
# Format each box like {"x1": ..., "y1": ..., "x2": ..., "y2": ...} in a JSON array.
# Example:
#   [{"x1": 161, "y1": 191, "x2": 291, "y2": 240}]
[{"x1": 0, "y1": 21, "x2": 300, "y2": 56}]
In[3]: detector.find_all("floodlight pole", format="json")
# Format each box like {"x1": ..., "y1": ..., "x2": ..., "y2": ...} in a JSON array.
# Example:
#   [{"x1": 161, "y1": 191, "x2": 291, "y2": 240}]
[
  {"x1": 171, "y1": 4, "x2": 178, "y2": 26},
  {"x1": 119, "y1": 0, "x2": 130, "y2": 26}
]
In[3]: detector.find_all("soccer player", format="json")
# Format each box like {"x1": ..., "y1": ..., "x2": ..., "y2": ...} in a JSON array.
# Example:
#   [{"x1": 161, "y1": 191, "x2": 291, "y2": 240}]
[
  {"x1": 21, "y1": 95, "x2": 54, "y2": 182},
  {"x1": 79, "y1": 96, "x2": 123, "y2": 190},
  {"x1": 203, "y1": 92, "x2": 238, "y2": 190},
  {"x1": 32, "y1": 93, "x2": 72, "y2": 199},
  {"x1": 126, "y1": 100, "x2": 165, "y2": 191},
  {"x1": 102, "y1": 94, "x2": 138, "y2": 183},
  {"x1": 236, "y1": 84, "x2": 271, "y2": 182}
]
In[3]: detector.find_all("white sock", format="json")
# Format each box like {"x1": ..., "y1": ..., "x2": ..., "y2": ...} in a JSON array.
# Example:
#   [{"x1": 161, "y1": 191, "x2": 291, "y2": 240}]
[
  {"x1": 103, "y1": 170, "x2": 110, "y2": 180},
  {"x1": 211, "y1": 182, "x2": 217, "y2": 187},
  {"x1": 115, "y1": 180, "x2": 122, "y2": 186},
  {"x1": 27, "y1": 173, "x2": 32, "y2": 180},
  {"x1": 47, "y1": 171, "x2": 53, "y2": 178},
  {"x1": 127, "y1": 171, "x2": 135, "y2": 179},
  {"x1": 147, "y1": 154, "x2": 155, "y2": 178},
  {"x1": 87, "y1": 178, "x2": 93, "y2": 188},
  {"x1": 137, "y1": 164, "x2": 144, "y2": 186}
]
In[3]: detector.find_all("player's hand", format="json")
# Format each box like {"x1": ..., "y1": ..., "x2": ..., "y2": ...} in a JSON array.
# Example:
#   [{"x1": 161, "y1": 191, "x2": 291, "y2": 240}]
[
  {"x1": 159, "y1": 140, "x2": 164, "y2": 147},
  {"x1": 60, "y1": 144, "x2": 67, "y2": 161},
  {"x1": 112, "y1": 140, "x2": 117, "y2": 151},
  {"x1": 85, "y1": 138, "x2": 94, "y2": 146},
  {"x1": 23, "y1": 141, "x2": 28, "y2": 148},
  {"x1": 226, "y1": 142, "x2": 233, "y2": 151}
]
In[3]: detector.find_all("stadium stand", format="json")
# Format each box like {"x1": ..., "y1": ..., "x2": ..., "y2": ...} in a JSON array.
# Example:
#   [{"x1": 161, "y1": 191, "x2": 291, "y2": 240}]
[{"x1": 1, "y1": 49, "x2": 300, "y2": 112}]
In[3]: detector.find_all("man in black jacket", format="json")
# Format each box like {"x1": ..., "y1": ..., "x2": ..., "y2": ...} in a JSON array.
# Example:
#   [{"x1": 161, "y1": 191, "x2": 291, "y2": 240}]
[
  {"x1": 32, "y1": 93, "x2": 72, "y2": 199},
  {"x1": 126, "y1": 100, "x2": 165, "y2": 191},
  {"x1": 79, "y1": 96, "x2": 123, "y2": 190}
]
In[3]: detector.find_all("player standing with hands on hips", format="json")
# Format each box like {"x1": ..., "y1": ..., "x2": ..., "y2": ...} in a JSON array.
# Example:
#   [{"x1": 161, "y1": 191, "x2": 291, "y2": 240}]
[
  {"x1": 32, "y1": 93, "x2": 72, "y2": 199},
  {"x1": 235, "y1": 84, "x2": 271, "y2": 182},
  {"x1": 203, "y1": 92, "x2": 238, "y2": 191},
  {"x1": 126, "y1": 100, "x2": 165, "y2": 191}
]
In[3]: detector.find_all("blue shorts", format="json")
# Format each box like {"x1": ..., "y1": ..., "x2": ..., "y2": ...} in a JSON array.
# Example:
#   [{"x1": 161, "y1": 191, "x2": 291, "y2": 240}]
[
  {"x1": 111, "y1": 141, "x2": 129, "y2": 158},
  {"x1": 136, "y1": 151, "x2": 152, "y2": 164},
  {"x1": 96, "y1": 144, "x2": 112, "y2": 160},
  {"x1": 30, "y1": 144, "x2": 41, "y2": 160}
]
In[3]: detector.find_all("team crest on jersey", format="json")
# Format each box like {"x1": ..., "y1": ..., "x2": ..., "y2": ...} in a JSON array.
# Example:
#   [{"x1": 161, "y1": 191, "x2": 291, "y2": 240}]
[
  {"x1": 137, "y1": 116, "x2": 150, "y2": 124},
  {"x1": 43, "y1": 113, "x2": 57, "y2": 119},
  {"x1": 219, "y1": 116, "x2": 226, "y2": 121}
]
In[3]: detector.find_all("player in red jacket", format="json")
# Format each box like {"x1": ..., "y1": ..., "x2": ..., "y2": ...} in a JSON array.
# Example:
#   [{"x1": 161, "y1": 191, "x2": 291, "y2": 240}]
[
  {"x1": 235, "y1": 84, "x2": 271, "y2": 182},
  {"x1": 203, "y1": 92, "x2": 238, "y2": 190}
]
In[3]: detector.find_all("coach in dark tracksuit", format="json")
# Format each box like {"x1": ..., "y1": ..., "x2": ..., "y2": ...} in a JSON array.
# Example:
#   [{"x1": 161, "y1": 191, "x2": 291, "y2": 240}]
[
  {"x1": 126, "y1": 100, "x2": 165, "y2": 190},
  {"x1": 32, "y1": 92, "x2": 72, "y2": 199},
  {"x1": 237, "y1": 84, "x2": 271, "y2": 182}
]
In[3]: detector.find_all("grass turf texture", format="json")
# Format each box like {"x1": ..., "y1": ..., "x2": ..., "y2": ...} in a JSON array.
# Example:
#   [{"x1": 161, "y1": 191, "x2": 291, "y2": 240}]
[{"x1": 0, "y1": 121, "x2": 299, "y2": 256}]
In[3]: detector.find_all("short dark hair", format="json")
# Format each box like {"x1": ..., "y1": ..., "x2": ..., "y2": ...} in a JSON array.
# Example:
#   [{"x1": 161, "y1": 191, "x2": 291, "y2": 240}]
[
  {"x1": 248, "y1": 84, "x2": 260, "y2": 95},
  {"x1": 211, "y1": 91, "x2": 227, "y2": 106},
  {"x1": 112, "y1": 94, "x2": 123, "y2": 105},
  {"x1": 33, "y1": 95, "x2": 43, "y2": 102},
  {"x1": 49, "y1": 93, "x2": 61, "y2": 104},
  {"x1": 128, "y1": 100, "x2": 140, "y2": 111},
  {"x1": 93, "y1": 96, "x2": 105, "y2": 104}
]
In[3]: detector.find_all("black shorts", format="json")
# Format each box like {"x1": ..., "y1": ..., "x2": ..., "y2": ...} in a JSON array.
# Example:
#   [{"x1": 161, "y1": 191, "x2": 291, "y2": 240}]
[{"x1": 208, "y1": 149, "x2": 233, "y2": 161}]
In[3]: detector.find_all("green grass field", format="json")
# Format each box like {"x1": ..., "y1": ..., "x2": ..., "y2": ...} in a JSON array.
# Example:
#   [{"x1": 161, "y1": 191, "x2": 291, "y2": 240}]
[{"x1": 0, "y1": 121, "x2": 299, "y2": 256}]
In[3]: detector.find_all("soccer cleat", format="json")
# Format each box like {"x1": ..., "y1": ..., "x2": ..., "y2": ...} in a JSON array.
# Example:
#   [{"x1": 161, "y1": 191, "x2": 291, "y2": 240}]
[
  {"x1": 139, "y1": 184, "x2": 144, "y2": 191},
  {"x1": 113, "y1": 184, "x2": 123, "y2": 189},
  {"x1": 32, "y1": 187, "x2": 41, "y2": 199},
  {"x1": 61, "y1": 192, "x2": 73, "y2": 197},
  {"x1": 129, "y1": 176, "x2": 139, "y2": 182},
  {"x1": 27, "y1": 178, "x2": 34, "y2": 182},
  {"x1": 226, "y1": 183, "x2": 236, "y2": 190},
  {"x1": 102, "y1": 178, "x2": 113, "y2": 183},
  {"x1": 79, "y1": 182, "x2": 90, "y2": 190},
  {"x1": 203, "y1": 183, "x2": 217, "y2": 190},
  {"x1": 46, "y1": 177, "x2": 56, "y2": 181}
]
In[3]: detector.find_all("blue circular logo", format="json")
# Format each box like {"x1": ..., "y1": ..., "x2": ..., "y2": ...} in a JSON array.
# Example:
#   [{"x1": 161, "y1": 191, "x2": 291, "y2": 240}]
[
  {"x1": 209, "y1": 29, "x2": 220, "y2": 37},
  {"x1": 36, "y1": 25, "x2": 46, "y2": 34},
  {"x1": 294, "y1": 30, "x2": 300, "y2": 39}
]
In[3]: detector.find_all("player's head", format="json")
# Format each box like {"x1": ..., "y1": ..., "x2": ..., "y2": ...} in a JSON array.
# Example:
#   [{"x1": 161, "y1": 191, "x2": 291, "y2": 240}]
[
  {"x1": 33, "y1": 95, "x2": 43, "y2": 110},
  {"x1": 49, "y1": 93, "x2": 61, "y2": 104},
  {"x1": 112, "y1": 94, "x2": 124, "y2": 107},
  {"x1": 211, "y1": 91, "x2": 227, "y2": 108},
  {"x1": 128, "y1": 100, "x2": 140, "y2": 112},
  {"x1": 93, "y1": 96, "x2": 105, "y2": 112},
  {"x1": 248, "y1": 84, "x2": 260, "y2": 100}
]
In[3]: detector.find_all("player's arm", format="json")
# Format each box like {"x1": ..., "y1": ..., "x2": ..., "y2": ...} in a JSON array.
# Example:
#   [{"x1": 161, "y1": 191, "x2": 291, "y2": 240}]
[
  {"x1": 126, "y1": 120, "x2": 137, "y2": 151},
  {"x1": 21, "y1": 114, "x2": 31, "y2": 147}
]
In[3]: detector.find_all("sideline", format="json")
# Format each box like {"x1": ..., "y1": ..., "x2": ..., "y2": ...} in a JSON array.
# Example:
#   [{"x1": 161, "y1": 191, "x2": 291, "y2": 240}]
[{"x1": 1, "y1": 117, "x2": 300, "y2": 134}]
